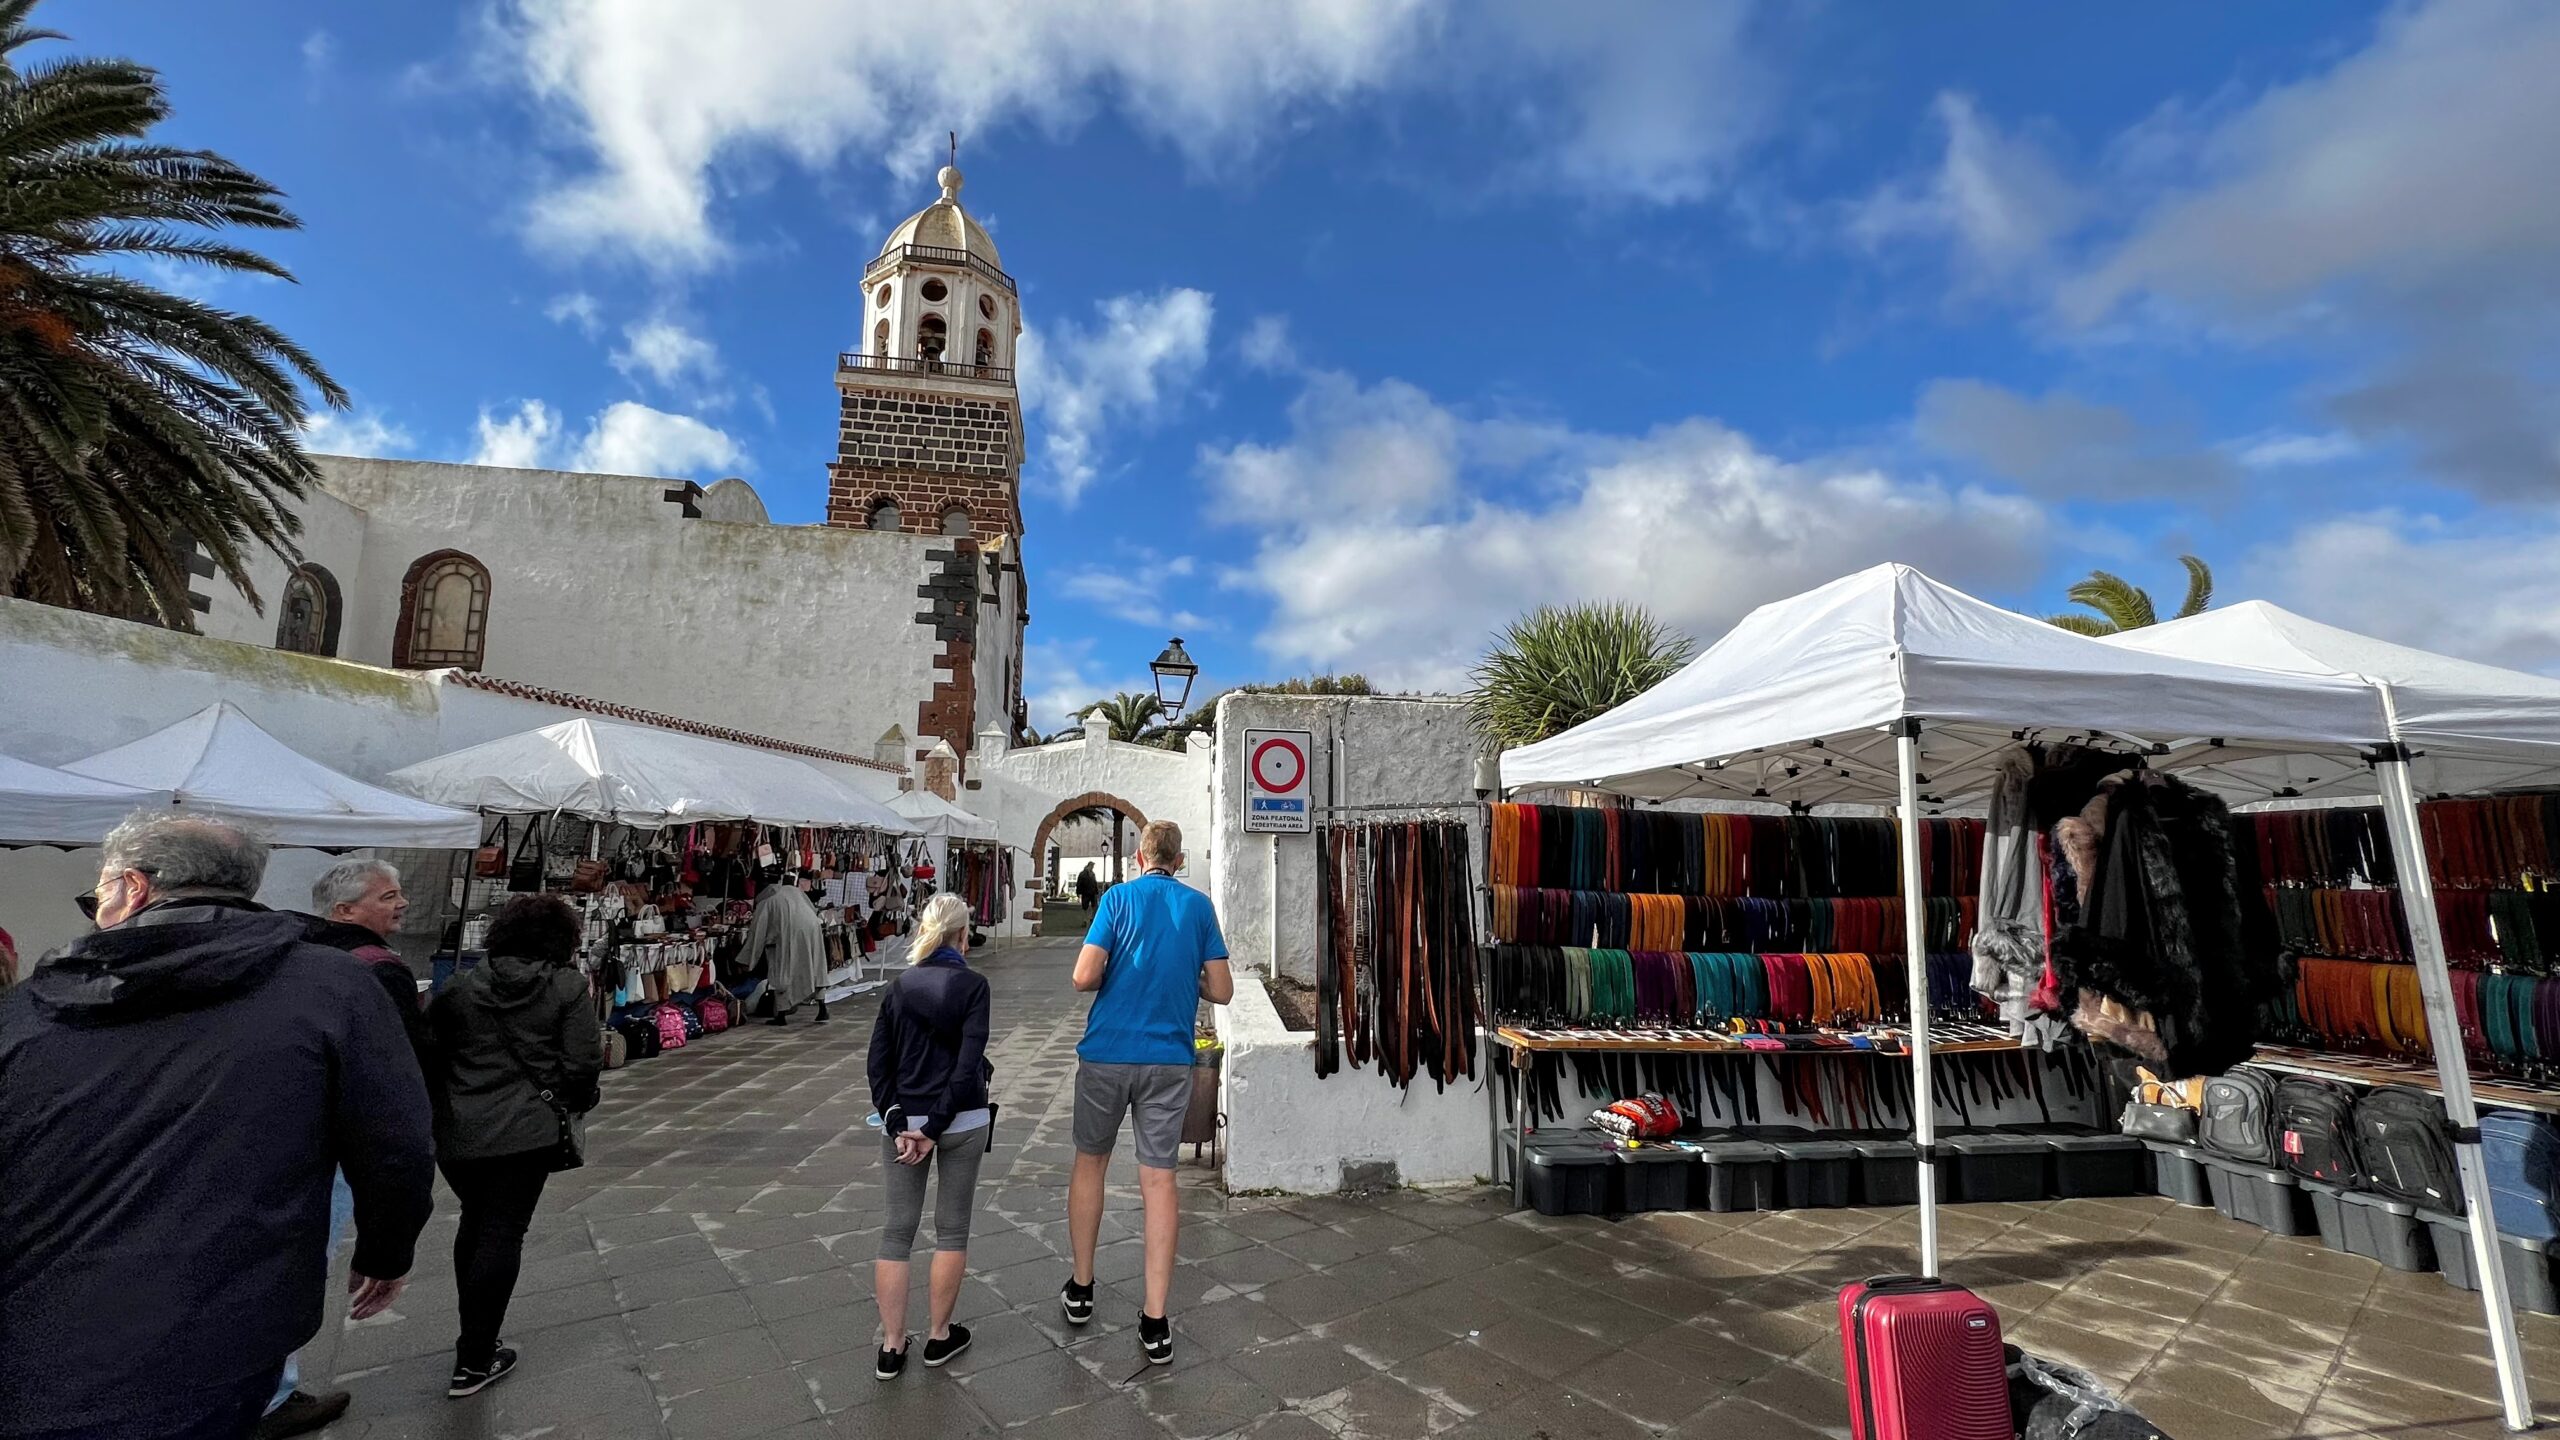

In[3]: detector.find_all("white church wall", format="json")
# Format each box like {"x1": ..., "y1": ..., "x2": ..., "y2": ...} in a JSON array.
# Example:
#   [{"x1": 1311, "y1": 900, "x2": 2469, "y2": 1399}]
[
  {"x1": 315, "y1": 456, "x2": 943, "y2": 759},
  {"x1": 969, "y1": 727, "x2": 1213, "y2": 883},
  {"x1": 192, "y1": 484, "x2": 375, "y2": 655}
]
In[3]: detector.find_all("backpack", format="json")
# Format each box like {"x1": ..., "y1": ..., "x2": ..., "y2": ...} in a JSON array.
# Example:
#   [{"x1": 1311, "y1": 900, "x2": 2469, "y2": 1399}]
[
  {"x1": 2355, "y1": 1086, "x2": 2463, "y2": 1212},
  {"x1": 613, "y1": 1016, "x2": 661, "y2": 1061},
  {"x1": 2484, "y1": 1110, "x2": 2560, "y2": 1242},
  {"x1": 2198, "y1": 1069, "x2": 2277, "y2": 1164},
  {"x1": 2273, "y1": 1076, "x2": 2360, "y2": 1184},
  {"x1": 700, "y1": 993, "x2": 731, "y2": 1033},
  {"x1": 655, "y1": 1004, "x2": 690, "y2": 1050}
]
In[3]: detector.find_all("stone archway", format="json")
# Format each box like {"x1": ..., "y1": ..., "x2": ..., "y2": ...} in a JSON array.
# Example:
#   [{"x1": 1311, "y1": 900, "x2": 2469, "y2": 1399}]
[{"x1": 1028, "y1": 791, "x2": 1147, "y2": 928}]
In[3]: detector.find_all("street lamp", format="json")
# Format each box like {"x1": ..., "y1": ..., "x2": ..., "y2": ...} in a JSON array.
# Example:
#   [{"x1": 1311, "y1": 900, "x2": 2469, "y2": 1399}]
[{"x1": 1150, "y1": 637, "x2": 1199, "y2": 718}]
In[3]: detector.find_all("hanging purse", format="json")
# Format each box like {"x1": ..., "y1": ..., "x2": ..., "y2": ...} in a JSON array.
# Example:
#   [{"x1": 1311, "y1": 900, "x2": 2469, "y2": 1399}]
[
  {"x1": 475, "y1": 816, "x2": 513, "y2": 879},
  {"x1": 508, "y1": 816, "x2": 546, "y2": 892},
  {"x1": 569, "y1": 858, "x2": 611, "y2": 893},
  {"x1": 491, "y1": 1001, "x2": 599, "y2": 1173}
]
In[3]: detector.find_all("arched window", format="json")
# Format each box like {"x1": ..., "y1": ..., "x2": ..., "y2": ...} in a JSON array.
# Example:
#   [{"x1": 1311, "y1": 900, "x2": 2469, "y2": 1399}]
[
  {"x1": 975, "y1": 328, "x2": 996, "y2": 371},
  {"x1": 872, "y1": 318, "x2": 889, "y2": 361},
  {"x1": 920, "y1": 277, "x2": 948, "y2": 302},
  {"x1": 939, "y1": 505, "x2": 972, "y2": 537},
  {"x1": 393, "y1": 550, "x2": 490, "y2": 670},
  {"x1": 275, "y1": 563, "x2": 341, "y2": 656},
  {"x1": 916, "y1": 314, "x2": 946, "y2": 364},
  {"x1": 867, "y1": 498, "x2": 902, "y2": 532}
]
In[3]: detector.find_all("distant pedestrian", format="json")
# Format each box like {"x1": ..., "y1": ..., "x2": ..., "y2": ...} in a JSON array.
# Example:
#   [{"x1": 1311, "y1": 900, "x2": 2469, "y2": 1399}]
[
  {"x1": 864, "y1": 892, "x2": 996, "y2": 1380},
  {"x1": 254, "y1": 860, "x2": 429, "y2": 1439},
  {"x1": 426, "y1": 893, "x2": 604, "y2": 1399},
  {"x1": 746, "y1": 867, "x2": 828, "y2": 1024},
  {"x1": 1061, "y1": 821, "x2": 1232, "y2": 1367},
  {"x1": 0, "y1": 812, "x2": 435, "y2": 1440},
  {"x1": 1074, "y1": 862, "x2": 1098, "y2": 912}
]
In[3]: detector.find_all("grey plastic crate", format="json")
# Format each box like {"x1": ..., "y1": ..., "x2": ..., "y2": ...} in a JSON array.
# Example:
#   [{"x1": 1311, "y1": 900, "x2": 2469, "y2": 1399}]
[
  {"x1": 2304, "y1": 1182, "x2": 2437, "y2": 1272},
  {"x1": 2420, "y1": 1211, "x2": 2560, "y2": 1314},
  {"x1": 2046, "y1": 1131, "x2": 2150, "y2": 1198},
  {"x1": 1696, "y1": 1138, "x2": 1779, "y2": 1213},
  {"x1": 1525, "y1": 1143, "x2": 1617, "y2": 1217},
  {"x1": 1947, "y1": 1132, "x2": 2049, "y2": 1203},
  {"x1": 1772, "y1": 1138, "x2": 1858, "y2": 1209},
  {"x1": 2201, "y1": 1155, "x2": 2320, "y2": 1236},
  {"x1": 1614, "y1": 1145, "x2": 1694, "y2": 1213},
  {"x1": 2144, "y1": 1141, "x2": 2212, "y2": 1207},
  {"x1": 1849, "y1": 1136, "x2": 1954, "y2": 1206}
]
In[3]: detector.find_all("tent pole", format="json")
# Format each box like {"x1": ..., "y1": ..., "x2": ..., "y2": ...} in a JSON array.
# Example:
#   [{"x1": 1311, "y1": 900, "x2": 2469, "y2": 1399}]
[
  {"x1": 1895, "y1": 720, "x2": 1939, "y2": 1278},
  {"x1": 2375, "y1": 754, "x2": 2534, "y2": 1431}
]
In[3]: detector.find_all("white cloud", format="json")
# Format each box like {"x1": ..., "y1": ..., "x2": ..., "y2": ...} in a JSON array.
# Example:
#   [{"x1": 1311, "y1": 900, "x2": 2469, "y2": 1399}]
[
  {"x1": 1848, "y1": 92, "x2": 2086, "y2": 286},
  {"x1": 2230, "y1": 430, "x2": 2360, "y2": 470},
  {"x1": 301, "y1": 407, "x2": 413, "y2": 459},
  {"x1": 1239, "y1": 315, "x2": 1298, "y2": 373},
  {"x1": 1017, "y1": 288, "x2": 1215, "y2": 503},
  {"x1": 544, "y1": 291, "x2": 602, "y2": 337},
  {"x1": 464, "y1": 397, "x2": 742, "y2": 478},
  {"x1": 572, "y1": 401, "x2": 743, "y2": 477},
  {"x1": 610, "y1": 316, "x2": 723, "y2": 398},
  {"x1": 1021, "y1": 638, "x2": 1156, "y2": 736},
  {"x1": 1913, "y1": 379, "x2": 2236, "y2": 499},
  {"x1": 469, "y1": 400, "x2": 561, "y2": 469},
  {"x1": 1056, "y1": 563, "x2": 1213, "y2": 634},
  {"x1": 494, "y1": 0, "x2": 1437, "y2": 267},
  {"x1": 2054, "y1": 0, "x2": 2560, "y2": 494},
  {"x1": 301, "y1": 30, "x2": 335, "y2": 74},
  {"x1": 1218, "y1": 376, "x2": 2047, "y2": 689},
  {"x1": 2248, "y1": 511, "x2": 2560, "y2": 675}
]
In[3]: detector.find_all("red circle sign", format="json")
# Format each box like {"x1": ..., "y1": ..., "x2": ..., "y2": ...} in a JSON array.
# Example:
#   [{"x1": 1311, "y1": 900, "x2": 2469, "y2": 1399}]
[{"x1": 1251, "y1": 736, "x2": 1306, "y2": 794}]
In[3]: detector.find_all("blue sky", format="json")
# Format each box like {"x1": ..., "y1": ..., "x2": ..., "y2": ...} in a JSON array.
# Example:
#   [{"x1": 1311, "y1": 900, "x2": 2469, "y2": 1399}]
[{"x1": 93, "y1": 1, "x2": 2560, "y2": 726}]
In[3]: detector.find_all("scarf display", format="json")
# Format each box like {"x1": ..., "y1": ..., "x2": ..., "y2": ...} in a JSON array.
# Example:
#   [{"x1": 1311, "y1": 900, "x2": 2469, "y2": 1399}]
[
  {"x1": 945, "y1": 843, "x2": 1012, "y2": 926},
  {"x1": 1313, "y1": 821, "x2": 1479, "y2": 1090},
  {"x1": 1486, "y1": 805, "x2": 1982, "y2": 899}
]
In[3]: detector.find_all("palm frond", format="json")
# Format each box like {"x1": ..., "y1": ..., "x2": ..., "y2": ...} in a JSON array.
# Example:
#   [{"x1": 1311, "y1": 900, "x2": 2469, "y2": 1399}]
[
  {"x1": 2045, "y1": 613, "x2": 2115, "y2": 638},
  {"x1": 2175, "y1": 554, "x2": 2213, "y2": 619},
  {"x1": 1467, "y1": 602, "x2": 1695, "y2": 750}
]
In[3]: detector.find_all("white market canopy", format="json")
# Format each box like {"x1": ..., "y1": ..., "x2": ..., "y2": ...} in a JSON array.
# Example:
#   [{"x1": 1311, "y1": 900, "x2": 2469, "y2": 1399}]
[
  {"x1": 1499, "y1": 564, "x2": 2394, "y2": 811},
  {"x1": 2106, "y1": 601, "x2": 2560, "y2": 798},
  {"x1": 386, "y1": 718, "x2": 916, "y2": 833},
  {"x1": 888, "y1": 788, "x2": 998, "y2": 840},
  {"x1": 61, "y1": 702, "x2": 482, "y2": 849},
  {"x1": 0, "y1": 752, "x2": 172, "y2": 845}
]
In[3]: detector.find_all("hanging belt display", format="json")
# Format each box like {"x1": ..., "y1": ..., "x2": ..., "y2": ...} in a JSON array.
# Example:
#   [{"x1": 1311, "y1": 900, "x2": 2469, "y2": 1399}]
[{"x1": 1313, "y1": 819, "x2": 1479, "y2": 1092}]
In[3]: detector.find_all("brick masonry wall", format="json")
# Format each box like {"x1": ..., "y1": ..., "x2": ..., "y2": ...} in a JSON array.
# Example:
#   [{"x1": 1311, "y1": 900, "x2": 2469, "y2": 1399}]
[
  {"x1": 913, "y1": 541, "x2": 980, "y2": 761},
  {"x1": 823, "y1": 382, "x2": 1021, "y2": 538}
]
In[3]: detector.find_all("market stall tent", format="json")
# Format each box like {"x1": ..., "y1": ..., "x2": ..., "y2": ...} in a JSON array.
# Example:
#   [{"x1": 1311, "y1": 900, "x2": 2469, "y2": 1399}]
[
  {"x1": 385, "y1": 717, "x2": 914, "y2": 833},
  {"x1": 887, "y1": 788, "x2": 998, "y2": 840},
  {"x1": 1499, "y1": 565, "x2": 2535, "y2": 1431},
  {"x1": 61, "y1": 702, "x2": 479, "y2": 849},
  {"x1": 0, "y1": 753, "x2": 171, "y2": 845}
]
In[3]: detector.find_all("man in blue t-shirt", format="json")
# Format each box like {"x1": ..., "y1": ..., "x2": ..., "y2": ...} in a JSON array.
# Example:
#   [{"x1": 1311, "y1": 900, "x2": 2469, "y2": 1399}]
[{"x1": 1060, "y1": 820, "x2": 1233, "y2": 1367}]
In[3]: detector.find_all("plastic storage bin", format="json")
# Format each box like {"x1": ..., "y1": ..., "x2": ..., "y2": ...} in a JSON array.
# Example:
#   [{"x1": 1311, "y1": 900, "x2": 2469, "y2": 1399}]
[
  {"x1": 1773, "y1": 1138, "x2": 1857, "y2": 1208},
  {"x1": 2201, "y1": 1155, "x2": 2319, "y2": 1236},
  {"x1": 1847, "y1": 1135, "x2": 1952, "y2": 1206},
  {"x1": 2420, "y1": 1211, "x2": 2560, "y2": 1314},
  {"x1": 2045, "y1": 1131, "x2": 2150, "y2": 1198},
  {"x1": 2304, "y1": 1182, "x2": 2436, "y2": 1271},
  {"x1": 1947, "y1": 1132, "x2": 2049, "y2": 1203},
  {"x1": 1695, "y1": 1138, "x2": 1779, "y2": 1212},
  {"x1": 1615, "y1": 1145, "x2": 1695, "y2": 1213},
  {"x1": 1526, "y1": 1142, "x2": 1618, "y2": 1217},
  {"x1": 2145, "y1": 1141, "x2": 2213, "y2": 1207}
]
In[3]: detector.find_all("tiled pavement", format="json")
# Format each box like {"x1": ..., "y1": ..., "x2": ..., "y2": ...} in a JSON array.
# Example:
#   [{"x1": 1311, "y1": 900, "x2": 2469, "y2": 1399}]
[{"x1": 310, "y1": 936, "x2": 2560, "y2": 1439}]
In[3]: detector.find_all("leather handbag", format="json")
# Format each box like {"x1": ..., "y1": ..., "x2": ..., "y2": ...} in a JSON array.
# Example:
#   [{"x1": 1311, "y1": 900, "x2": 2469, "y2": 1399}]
[
  {"x1": 491, "y1": 1010, "x2": 597, "y2": 1173},
  {"x1": 475, "y1": 817, "x2": 512, "y2": 879},
  {"x1": 508, "y1": 819, "x2": 545, "y2": 892},
  {"x1": 2120, "y1": 1100, "x2": 2196, "y2": 1144},
  {"x1": 568, "y1": 858, "x2": 611, "y2": 893}
]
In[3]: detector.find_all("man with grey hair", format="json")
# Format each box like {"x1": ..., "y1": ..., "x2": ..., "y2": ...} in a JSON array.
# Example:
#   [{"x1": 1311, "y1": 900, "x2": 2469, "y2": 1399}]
[{"x1": 0, "y1": 812, "x2": 435, "y2": 1440}]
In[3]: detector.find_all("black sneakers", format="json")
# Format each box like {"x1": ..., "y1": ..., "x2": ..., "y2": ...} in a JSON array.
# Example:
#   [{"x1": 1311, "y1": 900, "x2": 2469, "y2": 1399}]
[
  {"x1": 876, "y1": 1337, "x2": 908, "y2": 1381},
  {"x1": 1139, "y1": 1312, "x2": 1173, "y2": 1366},
  {"x1": 1060, "y1": 1276, "x2": 1095, "y2": 1326},
  {"x1": 253, "y1": 1389, "x2": 349, "y2": 1439},
  {"x1": 447, "y1": 1346, "x2": 519, "y2": 1398},
  {"x1": 922, "y1": 1324, "x2": 972, "y2": 1368}
]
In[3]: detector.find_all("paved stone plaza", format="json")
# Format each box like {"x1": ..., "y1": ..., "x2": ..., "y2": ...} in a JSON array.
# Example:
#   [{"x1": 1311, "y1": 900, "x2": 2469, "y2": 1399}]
[{"x1": 309, "y1": 937, "x2": 2560, "y2": 1439}]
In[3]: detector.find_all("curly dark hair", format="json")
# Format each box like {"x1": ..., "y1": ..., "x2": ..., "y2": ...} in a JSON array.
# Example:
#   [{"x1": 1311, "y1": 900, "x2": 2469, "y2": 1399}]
[{"x1": 484, "y1": 892, "x2": 582, "y2": 965}]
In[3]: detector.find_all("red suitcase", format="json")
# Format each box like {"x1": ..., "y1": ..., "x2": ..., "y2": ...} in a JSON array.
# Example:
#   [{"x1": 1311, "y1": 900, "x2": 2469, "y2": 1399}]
[{"x1": 1839, "y1": 1276, "x2": 2011, "y2": 1440}]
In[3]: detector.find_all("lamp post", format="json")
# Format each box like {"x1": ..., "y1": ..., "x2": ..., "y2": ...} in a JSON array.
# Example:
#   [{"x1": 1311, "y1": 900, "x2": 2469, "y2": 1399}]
[{"x1": 1150, "y1": 637, "x2": 1199, "y2": 719}]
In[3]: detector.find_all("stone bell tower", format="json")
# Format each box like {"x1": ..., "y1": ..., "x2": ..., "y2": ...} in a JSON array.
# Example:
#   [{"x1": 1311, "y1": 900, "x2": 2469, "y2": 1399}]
[{"x1": 825, "y1": 157, "x2": 1024, "y2": 541}]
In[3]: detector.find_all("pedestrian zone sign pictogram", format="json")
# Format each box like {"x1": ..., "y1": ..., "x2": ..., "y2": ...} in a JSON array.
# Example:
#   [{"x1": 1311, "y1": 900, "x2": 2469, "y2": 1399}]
[{"x1": 1243, "y1": 728, "x2": 1313, "y2": 834}]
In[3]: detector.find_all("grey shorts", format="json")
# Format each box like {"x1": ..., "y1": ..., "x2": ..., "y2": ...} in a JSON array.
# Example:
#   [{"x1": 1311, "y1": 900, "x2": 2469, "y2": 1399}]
[{"x1": 1073, "y1": 1061, "x2": 1194, "y2": 1170}]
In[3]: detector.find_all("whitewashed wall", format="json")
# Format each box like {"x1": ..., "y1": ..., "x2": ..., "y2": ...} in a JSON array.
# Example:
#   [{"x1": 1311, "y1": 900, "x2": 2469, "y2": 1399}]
[{"x1": 194, "y1": 485, "x2": 374, "y2": 654}]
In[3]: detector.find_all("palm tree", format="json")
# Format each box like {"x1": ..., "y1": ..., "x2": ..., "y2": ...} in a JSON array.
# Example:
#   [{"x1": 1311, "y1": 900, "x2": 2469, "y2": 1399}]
[
  {"x1": 2047, "y1": 556, "x2": 2214, "y2": 636},
  {"x1": 1468, "y1": 602, "x2": 1695, "y2": 750},
  {"x1": 1073, "y1": 691, "x2": 1164, "y2": 743},
  {"x1": 0, "y1": 0, "x2": 344, "y2": 626},
  {"x1": 1148, "y1": 673, "x2": 1373, "y2": 750}
]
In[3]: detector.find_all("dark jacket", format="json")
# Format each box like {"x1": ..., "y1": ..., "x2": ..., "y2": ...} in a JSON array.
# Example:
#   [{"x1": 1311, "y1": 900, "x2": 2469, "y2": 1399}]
[
  {"x1": 867, "y1": 948, "x2": 992, "y2": 1139},
  {"x1": 429, "y1": 953, "x2": 603, "y2": 1162},
  {"x1": 303, "y1": 914, "x2": 437, "y2": 1083},
  {"x1": 0, "y1": 901, "x2": 436, "y2": 1433}
]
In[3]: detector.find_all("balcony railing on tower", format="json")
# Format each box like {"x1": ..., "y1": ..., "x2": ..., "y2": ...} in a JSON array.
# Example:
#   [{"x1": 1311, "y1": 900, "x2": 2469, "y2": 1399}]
[
  {"x1": 863, "y1": 243, "x2": 1016, "y2": 294},
  {"x1": 836, "y1": 352, "x2": 1015, "y2": 385}
]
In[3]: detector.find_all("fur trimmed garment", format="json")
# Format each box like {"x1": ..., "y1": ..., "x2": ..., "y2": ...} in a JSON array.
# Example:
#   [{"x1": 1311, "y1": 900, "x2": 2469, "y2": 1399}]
[{"x1": 2049, "y1": 771, "x2": 2270, "y2": 1079}]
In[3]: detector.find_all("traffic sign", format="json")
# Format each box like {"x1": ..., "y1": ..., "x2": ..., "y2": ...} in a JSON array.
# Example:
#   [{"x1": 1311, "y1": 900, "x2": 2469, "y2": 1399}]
[{"x1": 1243, "y1": 728, "x2": 1313, "y2": 834}]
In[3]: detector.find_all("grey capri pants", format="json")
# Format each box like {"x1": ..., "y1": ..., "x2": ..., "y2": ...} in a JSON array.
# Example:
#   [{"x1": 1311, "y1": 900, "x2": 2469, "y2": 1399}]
[{"x1": 878, "y1": 1125, "x2": 991, "y2": 1261}]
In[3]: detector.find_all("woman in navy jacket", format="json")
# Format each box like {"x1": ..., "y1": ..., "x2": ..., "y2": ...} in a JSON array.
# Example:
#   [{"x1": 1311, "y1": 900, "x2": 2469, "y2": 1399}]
[{"x1": 864, "y1": 891, "x2": 994, "y2": 1379}]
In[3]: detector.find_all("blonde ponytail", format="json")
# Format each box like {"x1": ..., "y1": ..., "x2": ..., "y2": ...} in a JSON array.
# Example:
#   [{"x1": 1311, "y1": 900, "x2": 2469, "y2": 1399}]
[{"x1": 908, "y1": 892, "x2": 972, "y2": 964}]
